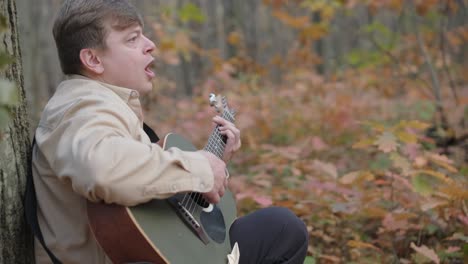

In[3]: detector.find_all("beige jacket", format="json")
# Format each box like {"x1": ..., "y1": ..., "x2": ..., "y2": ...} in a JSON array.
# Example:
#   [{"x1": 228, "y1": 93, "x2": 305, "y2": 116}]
[{"x1": 33, "y1": 75, "x2": 214, "y2": 263}]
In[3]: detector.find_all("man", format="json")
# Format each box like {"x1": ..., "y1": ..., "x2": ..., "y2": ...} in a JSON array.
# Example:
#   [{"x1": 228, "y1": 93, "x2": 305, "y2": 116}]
[{"x1": 31, "y1": 0, "x2": 309, "y2": 263}]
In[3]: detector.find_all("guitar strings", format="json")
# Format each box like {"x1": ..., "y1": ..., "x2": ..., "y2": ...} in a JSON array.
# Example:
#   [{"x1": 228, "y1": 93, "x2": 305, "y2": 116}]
[{"x1": 180, "y1": 108, "x2": 235, "y2": 215}]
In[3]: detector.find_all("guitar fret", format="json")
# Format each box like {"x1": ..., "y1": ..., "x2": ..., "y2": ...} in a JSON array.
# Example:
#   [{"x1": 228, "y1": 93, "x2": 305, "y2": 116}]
[{"x1": 203, "y1": 96, "x2": 235, "y2": 160}]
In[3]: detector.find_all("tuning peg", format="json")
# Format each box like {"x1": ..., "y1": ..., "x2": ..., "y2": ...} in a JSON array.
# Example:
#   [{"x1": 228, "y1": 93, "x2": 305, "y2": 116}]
[{"x1": 209, "y1": 93, "x2": 217, "y2": 106}]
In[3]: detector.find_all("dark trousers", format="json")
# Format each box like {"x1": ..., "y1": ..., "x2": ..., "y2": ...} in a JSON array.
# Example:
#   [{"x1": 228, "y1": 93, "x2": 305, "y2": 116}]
[{"x1": 230, "y1": 207, "x2": 309, "y2": 264}]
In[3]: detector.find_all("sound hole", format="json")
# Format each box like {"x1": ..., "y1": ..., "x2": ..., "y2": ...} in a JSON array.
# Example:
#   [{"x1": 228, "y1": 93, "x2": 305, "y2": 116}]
[{"x1": 200, "y1": 205, "x2": 226, "y2": 244}]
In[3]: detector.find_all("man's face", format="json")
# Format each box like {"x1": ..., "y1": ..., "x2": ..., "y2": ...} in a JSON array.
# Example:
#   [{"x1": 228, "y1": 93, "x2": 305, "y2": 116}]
[{"x1": 97, "y1": 24, "x2": 156, "y2": 95}]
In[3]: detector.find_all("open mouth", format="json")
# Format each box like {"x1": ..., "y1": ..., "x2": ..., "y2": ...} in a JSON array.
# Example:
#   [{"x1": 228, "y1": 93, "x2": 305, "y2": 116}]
[{"x1": 145, "y1": 59, "x2": 155, "y2": 78}]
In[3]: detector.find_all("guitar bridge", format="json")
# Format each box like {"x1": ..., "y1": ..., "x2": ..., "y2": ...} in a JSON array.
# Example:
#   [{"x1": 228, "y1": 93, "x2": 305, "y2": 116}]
[{"x1": 167, "y1": 196, "x2": 210, "y2": 245}]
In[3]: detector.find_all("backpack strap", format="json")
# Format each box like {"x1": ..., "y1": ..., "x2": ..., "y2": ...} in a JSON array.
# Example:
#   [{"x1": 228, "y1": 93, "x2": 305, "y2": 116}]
[
  {"x1": 143, "y1": 122, "x2": 160, "y2": 143},
  {"x1": 24, "y1": 137, "x2": 62, "y2": 264}
]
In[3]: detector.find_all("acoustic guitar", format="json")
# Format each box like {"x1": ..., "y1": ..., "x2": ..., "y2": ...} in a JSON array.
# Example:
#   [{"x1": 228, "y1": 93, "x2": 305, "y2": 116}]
[{"x1": 87, "y1": 94, "x2": 237, "y2": 263}]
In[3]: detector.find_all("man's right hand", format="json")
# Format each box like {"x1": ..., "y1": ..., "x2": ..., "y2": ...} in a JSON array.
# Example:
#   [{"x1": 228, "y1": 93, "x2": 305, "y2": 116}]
[{"x1": 199, "y1": 151, "x2": 228, "y2": 204}]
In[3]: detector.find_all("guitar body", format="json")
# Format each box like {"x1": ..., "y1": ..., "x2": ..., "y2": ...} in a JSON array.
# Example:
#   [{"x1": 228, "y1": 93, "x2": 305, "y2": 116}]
[{"x1": 88, "y1": 133, "x2": 237, "y2": 264}]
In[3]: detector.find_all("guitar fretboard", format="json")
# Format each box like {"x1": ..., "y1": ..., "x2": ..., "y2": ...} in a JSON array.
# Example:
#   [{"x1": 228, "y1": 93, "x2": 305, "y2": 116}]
[{"x1": 203, "y1": 108, "x2": 235, "y2": 159}]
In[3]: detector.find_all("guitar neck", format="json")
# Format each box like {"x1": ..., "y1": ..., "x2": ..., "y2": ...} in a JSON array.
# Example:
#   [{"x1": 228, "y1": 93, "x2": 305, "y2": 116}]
[{"x1": 203, "y1": 111, "x2": 234, "y2": 159}]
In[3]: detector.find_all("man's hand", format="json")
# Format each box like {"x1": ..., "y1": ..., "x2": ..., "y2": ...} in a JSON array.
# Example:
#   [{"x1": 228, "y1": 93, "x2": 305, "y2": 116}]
[
  {"x1": 213, "y1": 116, "x2": 241, "y2": 162},
  {"x1": 199, "y1": 151, "x2": 228, "y2": 204}
]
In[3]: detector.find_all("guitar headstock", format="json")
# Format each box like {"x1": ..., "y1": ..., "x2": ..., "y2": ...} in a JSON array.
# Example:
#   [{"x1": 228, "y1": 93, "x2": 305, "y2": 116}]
[{"x1": 209, "y1": 93, "x2": 236, "y2": 123}]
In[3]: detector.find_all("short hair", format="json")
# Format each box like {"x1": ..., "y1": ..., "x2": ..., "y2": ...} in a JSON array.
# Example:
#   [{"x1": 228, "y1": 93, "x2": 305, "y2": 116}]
[{"x1": 52, "y1": 0, "x2": 143, "y2": 75}]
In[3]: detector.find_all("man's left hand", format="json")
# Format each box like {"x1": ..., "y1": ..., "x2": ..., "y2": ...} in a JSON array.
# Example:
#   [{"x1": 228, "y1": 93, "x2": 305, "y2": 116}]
[{"x1": 213, "y1": 116, "x2": 241, "y2": 162}]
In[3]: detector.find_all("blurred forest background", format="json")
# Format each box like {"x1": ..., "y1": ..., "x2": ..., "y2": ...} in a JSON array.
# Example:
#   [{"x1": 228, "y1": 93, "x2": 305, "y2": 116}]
[{"x1": 17, "y1": 0, "x2": 468, "y2": 263}]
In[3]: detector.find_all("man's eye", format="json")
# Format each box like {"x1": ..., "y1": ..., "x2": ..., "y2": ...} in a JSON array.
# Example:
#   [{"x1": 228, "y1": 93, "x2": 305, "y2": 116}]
[{"x1": 129, "y1": 36, "x2": 137, "y2": 42}]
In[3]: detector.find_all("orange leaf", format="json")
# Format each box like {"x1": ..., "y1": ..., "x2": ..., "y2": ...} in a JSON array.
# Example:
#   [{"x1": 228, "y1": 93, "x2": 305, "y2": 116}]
[
  {"x1": 273, "y1": 10, "x2": 309, "y2": 29},
  {"x1": 227, "y1": 32, "x2": 243, "y2": 46},
  {"x1": 438, "y1": 185, "x2": 468, "y2": 200},
  {"x1": 300, "y1": 24, "x2": 328, "y2": 41}
]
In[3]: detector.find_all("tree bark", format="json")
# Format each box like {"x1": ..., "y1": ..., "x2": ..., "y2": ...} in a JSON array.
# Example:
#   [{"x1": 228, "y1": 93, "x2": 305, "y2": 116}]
[
  {"x1": 0, "y1": 0, "x2": 33, "y2": 263},
  {"x1": 17, "y1": 0, "x2": 62, "y2": 131},
  {"x1": 222, "y1": 0, "x2": 236, "y2": 59}
]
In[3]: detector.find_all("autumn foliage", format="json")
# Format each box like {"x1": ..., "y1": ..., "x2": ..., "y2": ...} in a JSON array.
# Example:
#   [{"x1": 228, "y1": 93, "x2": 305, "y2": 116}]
[{"x1": 144, "y1": 0, "x2": 467, "y2": 263}]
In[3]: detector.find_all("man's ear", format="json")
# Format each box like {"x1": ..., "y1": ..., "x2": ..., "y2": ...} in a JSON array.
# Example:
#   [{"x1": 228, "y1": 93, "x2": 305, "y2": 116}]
[{"x1": 79, "y1": 48, "x2": 104, "y2": 74}]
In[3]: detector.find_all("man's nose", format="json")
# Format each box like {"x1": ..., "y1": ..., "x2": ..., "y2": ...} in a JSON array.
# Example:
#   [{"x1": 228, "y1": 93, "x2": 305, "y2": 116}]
[{"x1": 143, "y1": 35, "x2": 156, "y2": 54}]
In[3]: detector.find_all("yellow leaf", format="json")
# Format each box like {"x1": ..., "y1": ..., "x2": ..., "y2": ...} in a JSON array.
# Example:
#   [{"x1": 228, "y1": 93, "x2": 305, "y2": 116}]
[
  {"x1": 390, "y1": 153, "x2": 412, "y2": 176},
  {"x1": 300, "y1": 24, "x2": 328, "y2": 41},
  {"x1": 347, "y1": 240, "x2": 382, "y2": 252},
  {"x1": 438, "y1": 185, "x2": 468, "y2": 200},
  {"x1": 428, "y1": 154, "x2": 458, "y2": 173},
  {"x1": 395, "y1": 130, "x2": 418, "y2": 144},
  {"x1": 398, "y1": 120, "x2": 431, "y2": 131},
  {"x1": 340, "y1": 170, "x2": 375, "y2": 185},
  {"x1": 352, "y1": 137, "x2": 374, "y2": 149},
  {"x1": 412, "y1": 170, "x2": 455, "y2": 185},
  {"x1": 362, "y1": 207, "x2": 387, "y2": 218},
  {"x1": 410, "y1": 242, "x2": 440, "y2": 264},
  {"x1": 420, "y1": 199, "x2": 449, "y2": 211},
  {"x1": 339, "y1": 171, "x2": 359, "y2": 185},
  {"x1": 159, "y1": 38, "x2": 176, "y2": 51},
  {"x1": 374, "y1": 131, "x2": 399, "y2": 153},
  {"x1": 363, "y1": 121, "x2": 386, "y2": 132}
]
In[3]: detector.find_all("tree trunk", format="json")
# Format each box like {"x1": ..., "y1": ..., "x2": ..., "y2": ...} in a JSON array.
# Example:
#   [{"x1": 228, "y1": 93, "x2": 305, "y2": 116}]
[
  {"x1": 17, "y1": 0, "x2": 62, "y2": 132},
  {"x1": 0, "y1": 0, "x2": 34, "y2": 263},
  {"x1": 240, "y1": 0, "x2": 258, "y2": 61},
  {"x1": 222, "y1": 0, "x2": 236, "y2": 59}
]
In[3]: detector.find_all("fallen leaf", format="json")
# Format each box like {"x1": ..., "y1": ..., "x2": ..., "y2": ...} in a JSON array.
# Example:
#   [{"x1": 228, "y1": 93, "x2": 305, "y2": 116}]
[
  {"x1": 312, "y1": 160, "x2": 338, "y2": 179},
  {"x1": 410, "y1": 242, "x2": 440, "y2": 264},
  {"x1": 352, "y1": 137, "x2": 374, "y2": 149},
  {"x1": 374, "y1": 131, "x2": 399, "y2": 153},
  {"x1": 390, "y1": 153, "x2": 412, "y2": 176},
  {"x1": 310, "y1": 136, "x2": 329, "y2": 151},
  {"x1": 445, "y1": 246, "x2": 460, "y2": 253},
  {"x1": 347, "y1": 240, "x2": 382, "y2": 252},
  {"x1": 382, "y1": 213, "x2": 409, "y2": 231},
  {"x1": 339, "y1": 171, "x2": 359, "y2": 185},
  {"x1": 428, "y1": 153, "x2": 458, "y2": 173},
  {"x1": 395, "y1": 130, "x2": 418, "y2": 144},
  {"x1": 420, "y1": 199, "x2": 448, "y2": 211}
]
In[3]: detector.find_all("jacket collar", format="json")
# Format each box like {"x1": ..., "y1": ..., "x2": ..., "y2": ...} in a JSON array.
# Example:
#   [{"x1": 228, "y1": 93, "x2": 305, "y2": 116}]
[{"x1": 67, "y1": 74, "x2": 144, "y2": 122}]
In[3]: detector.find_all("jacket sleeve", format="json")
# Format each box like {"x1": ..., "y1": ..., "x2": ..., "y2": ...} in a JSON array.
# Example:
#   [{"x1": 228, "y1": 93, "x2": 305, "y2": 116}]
[{"x1": 37, "y1": 96, "x2": 214, "y2": 206}]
